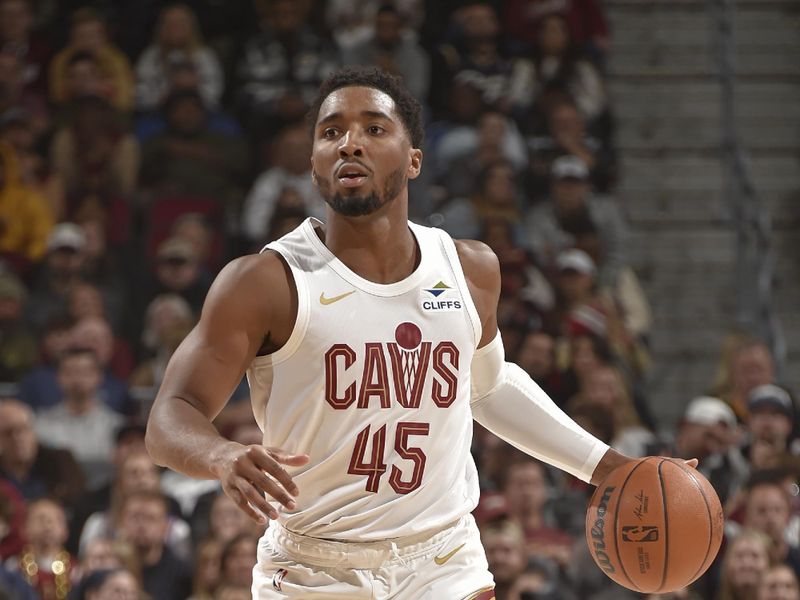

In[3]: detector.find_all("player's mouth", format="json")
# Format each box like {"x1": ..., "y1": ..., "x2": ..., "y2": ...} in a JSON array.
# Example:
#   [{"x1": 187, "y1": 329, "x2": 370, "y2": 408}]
[{"x1": 336, "y1": 164, "x2": 370, "y2": 188}]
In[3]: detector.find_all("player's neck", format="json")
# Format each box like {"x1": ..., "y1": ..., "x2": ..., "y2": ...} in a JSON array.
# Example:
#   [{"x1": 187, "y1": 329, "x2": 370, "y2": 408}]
[{"x1": 321, "y1": 201, "x2": 418, "y2": 284}]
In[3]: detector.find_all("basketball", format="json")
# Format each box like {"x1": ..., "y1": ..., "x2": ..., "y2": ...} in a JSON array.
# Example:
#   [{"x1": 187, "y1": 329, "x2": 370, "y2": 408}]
[{"x1": 585, "y1": 456, "x2": 724, "y2": 594}]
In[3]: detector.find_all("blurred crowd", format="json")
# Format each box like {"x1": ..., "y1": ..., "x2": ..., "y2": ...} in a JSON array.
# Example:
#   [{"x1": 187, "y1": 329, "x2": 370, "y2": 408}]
[{"x1": 0, "y1": 1, "x2": 797, "y2": 599}]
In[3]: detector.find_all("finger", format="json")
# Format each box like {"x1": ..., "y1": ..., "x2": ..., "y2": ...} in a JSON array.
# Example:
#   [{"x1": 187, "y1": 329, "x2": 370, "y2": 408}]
[
  {"x1": 249, "y1": 448, "x2": 302, "y2": 497},
  {"x1": 266, "y1": 447, "x2": 311, "y2": 467},
  {"x1": 684, "y1": 458, "x2": 699, "y2": 469},
  {"x1": 237, "y1": 479, "x2": 279, "y2": 521},
  {"x1": 225, "y1": 485, "x2": 269, "y2": 524},
  {"x1": 241, "y1": 462, "x2": 297, "y2": 510}
]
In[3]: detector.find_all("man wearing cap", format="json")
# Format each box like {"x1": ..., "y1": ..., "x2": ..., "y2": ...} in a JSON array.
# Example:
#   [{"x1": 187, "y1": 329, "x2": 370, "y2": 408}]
[
  {"x1": 673, "y1": 396, "x2": 749, "y2": 505},
  {"x1": 24, "y1": 222, "x2": 87, "y2": 332},
  {"x1": 743, "y1": 384, "x2": 799, "y2": 466},
  {"x1": 524, "y1": 154, "x2": 627, "y2": 287}
]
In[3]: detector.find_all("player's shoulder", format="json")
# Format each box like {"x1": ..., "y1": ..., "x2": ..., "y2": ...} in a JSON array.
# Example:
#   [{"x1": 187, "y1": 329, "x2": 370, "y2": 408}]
[
  {"x1": 208, "y1": 251, "x2": 292, "y2": 299},
  {"x1": 453, "y1": 239, "x2": 500, "y2": 281}
]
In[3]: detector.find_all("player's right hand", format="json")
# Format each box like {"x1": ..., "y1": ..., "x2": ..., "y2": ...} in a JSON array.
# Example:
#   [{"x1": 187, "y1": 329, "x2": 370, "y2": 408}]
[{"x1": 214, "y1": 443, "x2": 310, "y2": 523}]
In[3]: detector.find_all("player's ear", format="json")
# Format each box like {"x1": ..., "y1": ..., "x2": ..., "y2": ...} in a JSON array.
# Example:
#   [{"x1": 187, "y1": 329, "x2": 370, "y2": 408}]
[{"x1": 407, "y1": 148, "x2": 422, "y2": 180}]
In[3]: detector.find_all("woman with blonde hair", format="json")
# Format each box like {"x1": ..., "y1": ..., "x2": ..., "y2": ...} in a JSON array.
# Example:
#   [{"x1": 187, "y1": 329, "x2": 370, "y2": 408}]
[
  {"x1": 717, "y1": 529, "x2": 773, "y2": 600},
  {"x1": 134, "y1": 3, "x2": 224, "y2": 111}
]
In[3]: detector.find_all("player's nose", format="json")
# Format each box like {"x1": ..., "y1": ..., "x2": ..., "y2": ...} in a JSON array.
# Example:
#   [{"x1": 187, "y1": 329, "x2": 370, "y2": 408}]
[{"x1": 338, "y1": 129, "x2": 364, "y2": 158}]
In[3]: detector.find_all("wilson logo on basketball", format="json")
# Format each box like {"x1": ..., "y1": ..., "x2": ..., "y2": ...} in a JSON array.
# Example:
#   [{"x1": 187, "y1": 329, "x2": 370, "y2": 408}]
[
  {"x1": 622, "y1": 526, "x2": 660, "y2": 543},
  {"x1": 324, "y1": 322, "x2": 459, "y2": 410},
  {"x1": 589, "y1": 486, "x2": 616, "y2": 574}
]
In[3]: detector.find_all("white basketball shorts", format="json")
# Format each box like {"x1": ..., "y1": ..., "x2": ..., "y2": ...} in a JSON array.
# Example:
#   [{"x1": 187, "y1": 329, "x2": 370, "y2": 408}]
[{"x1": 251, "y1": 513, "x2": 495, "y2": 599}]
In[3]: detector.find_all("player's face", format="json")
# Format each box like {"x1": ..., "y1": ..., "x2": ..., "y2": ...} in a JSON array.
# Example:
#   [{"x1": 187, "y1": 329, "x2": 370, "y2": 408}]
[{"x1": 311, "y1": 86, "x2": 421, "y2": 217}]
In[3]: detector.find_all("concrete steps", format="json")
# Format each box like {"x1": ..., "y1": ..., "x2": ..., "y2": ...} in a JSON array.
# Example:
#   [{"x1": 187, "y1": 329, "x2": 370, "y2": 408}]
[{"x1": 605, "y1": 0, "x2": 800, "y2": 422}]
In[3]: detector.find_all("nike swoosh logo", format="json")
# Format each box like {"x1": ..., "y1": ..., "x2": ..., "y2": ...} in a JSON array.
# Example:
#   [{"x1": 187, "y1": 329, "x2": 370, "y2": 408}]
[
  {"x1": 319, "y1": 290, "x2": 356, "y2": 305},
  {"x1": 433, "y1": 543, "x2": 466, "y2": 565}
]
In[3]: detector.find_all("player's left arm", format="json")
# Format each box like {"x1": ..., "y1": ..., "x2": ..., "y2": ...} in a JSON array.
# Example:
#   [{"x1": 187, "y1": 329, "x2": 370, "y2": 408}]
[{"x1": 455, "y1": 239, "x2": 631, "y2": 486}]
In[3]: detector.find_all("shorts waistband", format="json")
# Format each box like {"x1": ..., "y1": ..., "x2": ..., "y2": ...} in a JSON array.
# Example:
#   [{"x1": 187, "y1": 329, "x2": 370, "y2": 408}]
[{"x1": 265, "y1": 515, "x2": 468, "y2": 569}]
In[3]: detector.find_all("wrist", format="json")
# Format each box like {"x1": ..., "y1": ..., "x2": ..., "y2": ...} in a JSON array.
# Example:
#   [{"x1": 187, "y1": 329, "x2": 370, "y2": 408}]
[
  {"x1": 208, "y1": 440, "x2": 244, "y2": 480},
  {"x1": 590, "y1": 448, "x2": 633, "y2": 486}
]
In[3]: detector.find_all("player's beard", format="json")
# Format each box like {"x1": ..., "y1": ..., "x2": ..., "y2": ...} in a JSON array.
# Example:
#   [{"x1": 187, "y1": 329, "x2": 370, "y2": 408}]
[{"x1": 315, "y1": 167, "x2": 405, "y2": 217}]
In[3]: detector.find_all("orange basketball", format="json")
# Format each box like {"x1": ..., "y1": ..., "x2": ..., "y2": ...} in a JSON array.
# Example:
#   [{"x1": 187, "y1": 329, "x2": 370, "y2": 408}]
[{"x1": 585, "y1": 456, "x2": 724, "y2": 594}]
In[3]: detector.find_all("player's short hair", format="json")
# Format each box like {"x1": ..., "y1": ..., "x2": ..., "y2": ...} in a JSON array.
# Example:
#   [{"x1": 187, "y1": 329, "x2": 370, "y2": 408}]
[{"x1": 307, "y1": 66, "x2": 424, "y2": 149}]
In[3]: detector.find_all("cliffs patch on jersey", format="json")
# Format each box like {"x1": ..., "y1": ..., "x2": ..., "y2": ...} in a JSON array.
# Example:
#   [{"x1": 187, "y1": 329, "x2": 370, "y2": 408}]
[
  {"x1": 421, "y1": 280, "x2": 462, "y2": 312},
  {"x1": 324, "y1": 322, "x2": 459, "y2": 410}
]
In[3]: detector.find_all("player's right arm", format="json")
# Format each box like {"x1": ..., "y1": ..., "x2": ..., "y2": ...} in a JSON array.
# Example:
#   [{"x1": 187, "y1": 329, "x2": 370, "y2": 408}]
[{"x1": 145, "y1": 253, "x2": 308, "y2": 523}]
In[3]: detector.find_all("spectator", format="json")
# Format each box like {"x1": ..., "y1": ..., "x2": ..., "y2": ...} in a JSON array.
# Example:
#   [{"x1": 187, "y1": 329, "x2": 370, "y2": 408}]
[
  {"x1": 0, "y1": 560, "x2": 37, "y2": 600},
  {"x1": 71, "y1": 314, "x2": 134, "y2": 385},
  {"x1": 502, "y1": 0, "x2": 610, "y2": 59},
  {"x1": 429, "y1": 1, "x2": 532, "y2": 118},
  {"x1": 213, "y1": 583, "x2": 251, "y2": 600},
  {"x1": 72, "y1": 567, "x2": 142, "y2": 600},
  {"x1": 240, "y1": 122, "x2": 321, "y2": 249},
  {"x1": 79, "y1": 450, "x2": 191, "y2": 563},
  {"x1": 525, "y1": 97, "x2": 616, "y2": 200},
  {"x1": 18, "y1": 316, "x2": 132, "y2": 416},
  {"x1": 0, "y1": 270, "x2": 37, "y2": 381},
  {"x1": 436, "y1": 159, "x2": 524, "y2": 241},
  {"x1": 341, "y1": 4, "x2": 430, "y2": 103},
  {"x1": 717, "y1": 529, "x2": 772, "y2": 600},
  {"x1": 34, "y1": 348, "x2": 123, "y2": 489},
  {"x1": 170, "y1": 213, "x2": 218, "y2": 273},
  {"x1": 516, "y1": 330, "x2": 564, "y2": 402},
  {"x1": 139, "y1": 89, "x2": 247, "y2": 206},
  {"x1": 48, "y1": 8, "x2": 134, "y2": 112},
  {"x1": 73, "y1": 537, "x2": 140, "y2": 583},
  {"x1": 744, "y1": 385, "x2": 797, "y2": 469},
  {"x1": 741, "y1": 477, "x2": 800, "y2": 574},
  {"x1": 714, "y1": 338, "x2": 779, "y2": 423},
  {"x1": 507, "y1": 555, "x2": 578, "y2": 600},
  {"x1": 0, "y1": 0, "x2": 50, "y2": 93},
  {"x1": 235, "y1": 0, "x2": 339, "y2": 137},
  {"x1": 758, "y1": 563, "x2": 800, "y2": 600},
  {"x1": 141, "y1": 236, "x2": 212, "y2": 319},
  {"x1": 6, "y1": 498, "x2": 74, "y2": 600},
  {"x1": 24, "y1": 223, "x2": 85, "y2": 332},
  {"x1": 672, "y1": 396, "x2": 748, "y2": 506},
  {"x1": 501, "y1": 455, "x2": 573, "y2": 569},
  {"x1": 135, "y1": 4, "x2": 224, "y2": 112},
  {"x1": 117, "y1": 490, "x2": 192, "y2": 600},
  {"x1": 480, "y1": 519, "x2": 527, "y2": 600},
  {"x1": 130, "y1": 294, "x2": 194, "y2": 389},
  {"x1": 218, "y1": 534, "x2": 257, "y2": 590},
  {"x1": 189, "y1": 537, "x2": 222, "y2": 600},
  {"x1": 0, "y1": 399, "x2": 86, "y2": 510},
  {"x1": 0, "y1": 108, "x2": 64, "y2": 220},
  {"x1": 569, "y1": 365, "x2": 656, "y2": 458},
  {"x1": 515, "y1": 13, "x2": 608, "y2": 125},
  {"x1": 0, "y1": 51, "x2": 48, "y2": 141},
  {"x1": 49, "y1": 95, "x2": 139, "y2": 205},
  {"x1": 0, "y1": 477, "x2": 25, "y2": 559},
  {"x1": 74, "y1": 217, "x2": 128, "y2": 323},
  {"x1": 0, "y1": 139, "x2": 53, "y2": 274},
  {"x1": 67, "y1": 423, "x2": 148, "y2": 555},
  {"x1": 525, "y1": 155, "x2": 627, "y2": 286}
]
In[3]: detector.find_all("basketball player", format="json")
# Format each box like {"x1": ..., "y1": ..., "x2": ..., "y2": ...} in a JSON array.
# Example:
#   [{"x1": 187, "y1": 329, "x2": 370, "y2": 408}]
[{"x1": 146, "y1": 67, "x2": 633, "y2": 599}]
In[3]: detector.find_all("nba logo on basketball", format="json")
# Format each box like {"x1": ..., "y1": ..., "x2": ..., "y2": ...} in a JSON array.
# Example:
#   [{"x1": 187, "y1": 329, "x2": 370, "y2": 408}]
[
  {"x1": 622, "y1": 525, "x2": 659, "y2": 542},
  {"x1": 272, "y1": 568, "x2": 288, "y2": 591}
]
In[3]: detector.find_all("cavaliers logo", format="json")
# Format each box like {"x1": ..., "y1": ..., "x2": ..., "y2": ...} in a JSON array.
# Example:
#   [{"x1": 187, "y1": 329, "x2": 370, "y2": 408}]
[
  {"x1": 622, "y1": 526, "x2": 659, "y2": 543},
  {"x1": 324, "y1": 322, "x2": 459, "y2": 410}
]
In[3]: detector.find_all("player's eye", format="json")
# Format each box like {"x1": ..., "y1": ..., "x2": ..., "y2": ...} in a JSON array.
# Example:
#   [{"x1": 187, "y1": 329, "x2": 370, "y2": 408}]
[
  {"x1": 368, "y1": 125, "x2": 385, "y2": 135},
  {"x1": 322, "y1": 128, "x2": 338, "y2": 139}
]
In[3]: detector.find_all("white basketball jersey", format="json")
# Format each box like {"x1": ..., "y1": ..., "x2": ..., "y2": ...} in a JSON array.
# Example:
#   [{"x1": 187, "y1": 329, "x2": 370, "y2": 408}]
[{"x1": 246, "y1": 218, "x2": 482, "y2": 541}]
